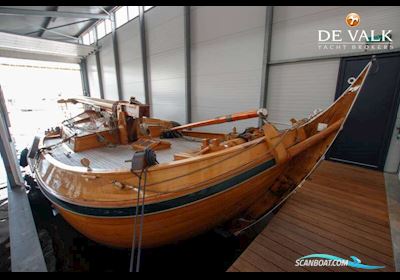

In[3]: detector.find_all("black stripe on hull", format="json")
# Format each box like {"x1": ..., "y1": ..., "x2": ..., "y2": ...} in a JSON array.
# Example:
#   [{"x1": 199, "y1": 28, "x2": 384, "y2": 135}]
[{"x1": 38, "y1": 158, "x2": 276, "y2": 217}]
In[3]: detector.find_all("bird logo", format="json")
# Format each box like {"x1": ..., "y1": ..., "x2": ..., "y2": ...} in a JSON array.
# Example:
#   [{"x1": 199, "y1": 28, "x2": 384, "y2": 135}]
[{"x1": 346, "y1": 13, "x2": 360, "y2": 27}]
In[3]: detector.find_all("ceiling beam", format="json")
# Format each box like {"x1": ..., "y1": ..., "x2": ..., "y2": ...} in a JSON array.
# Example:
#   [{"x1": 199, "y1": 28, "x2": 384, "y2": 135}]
[
  {"x1": 39, "y1": 6, "x2": 59, "y2": 37},
  {"x1": 75, "y1": 19, "x2": 97, "y2": 38},
  {"x1": 38, "y1": 27, "x2": 79, "y2": 41},
  {"x1": 0, "y1": 49, "x2": 81, "y2": 64},
  {"x1": 0, "y1": 31, "x2": 96, "y2": 64},
  {"x1": 74, "y1": 6, "x2": 116, "y2": 38},
  {"x1": 25, "y1": 19, "x2": 92, "y2": 35},
  {"x1": 97, "y1": 6, "x2": 111, "y2": 16},
  {"x1": 0, "y1": 7, "x2": 110, "y2": 19}
]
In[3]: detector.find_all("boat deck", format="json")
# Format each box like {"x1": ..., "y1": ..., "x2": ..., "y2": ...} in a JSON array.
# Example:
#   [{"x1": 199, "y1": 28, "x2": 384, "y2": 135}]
[
  {"x1": 44, "y1": 137, "x2": 202, "y2": 169},
  {"x1": 228, "y1": 160, "x2": 396, "y2": 272}
]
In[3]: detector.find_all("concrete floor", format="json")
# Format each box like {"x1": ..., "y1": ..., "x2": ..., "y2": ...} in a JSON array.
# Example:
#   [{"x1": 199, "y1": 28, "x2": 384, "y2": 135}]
[
  {"x1": 0, "y1": 156, "x2": 8, "y2": 245},
  {"x1": 0, "y1": 154, "x2": 10, "y2": 271},
  {"x1": 0, "y1": 199, "x2": 8, "y2": 244},
  {"x1": 385, "y1": 173, "x2": 400, "y2": 272},
  {"x1": 0, "y1": 156, "x2": 7, "y2": 201},
  {"x1": 0, "y1": 196, "x2": 10, "y2": 272}
]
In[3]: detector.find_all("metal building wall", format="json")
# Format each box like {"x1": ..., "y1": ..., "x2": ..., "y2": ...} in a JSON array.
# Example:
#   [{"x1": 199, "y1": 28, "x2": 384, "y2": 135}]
[
  {"x1": 145, "y1": 6, "x2": 186, "y2": 124},
  {"x1": 116, "y1": 18, "x2": 145, "y2": 103},
  {"x1": 385, "y1": 103, "x2": 400, "y2": 173},
  {"x1": 268, "y1": 6, "x2": 400, "y2": 172},
  {"x1": 86, "y1": 53, "x2": 101, "y2": 98},
  {"x1": 83, "y1": 6, "x2": 400, "y2": 173},
  {"x1": 190, "y1": 6, "x2": 266, "y2": 133},
  {"x1": 266, "y1": 60, "x2": 340, "y2": 128},
  {"x1": 98, "y1": 36, "x2": 119, "y2": 100},
  {"x1": 267, "y1": 6, "x2": 400, "y2": 127},
  {"x1": 271, "y1": 6, "x2": 400, "y2": 62}
]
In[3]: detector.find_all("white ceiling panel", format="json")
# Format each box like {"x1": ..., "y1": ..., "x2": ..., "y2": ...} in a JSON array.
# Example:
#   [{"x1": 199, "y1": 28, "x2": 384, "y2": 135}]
[{"x1": 0, "y1": 31, "x2": 95, "y2": 63}]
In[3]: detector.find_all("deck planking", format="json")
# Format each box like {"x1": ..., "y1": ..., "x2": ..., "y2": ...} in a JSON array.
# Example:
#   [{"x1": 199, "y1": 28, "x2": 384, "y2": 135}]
[
  {"x1": 44, "y1": 137, "x2": 202, "y2": 169},
  {"x1": 228, "y1": 160, "x2": 395, "y2": 272}
]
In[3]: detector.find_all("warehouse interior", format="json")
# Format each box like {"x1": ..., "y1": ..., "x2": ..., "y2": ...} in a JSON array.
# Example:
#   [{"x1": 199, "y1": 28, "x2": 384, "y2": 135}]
[{"x1": 0, "y1": 6, "x2": 400, "y2": 272}]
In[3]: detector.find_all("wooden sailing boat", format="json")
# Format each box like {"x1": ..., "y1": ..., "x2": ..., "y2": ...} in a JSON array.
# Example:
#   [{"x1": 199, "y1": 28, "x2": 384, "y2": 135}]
[{"x1": 28, "y1": 60, "x2": 372, "y2": 248}]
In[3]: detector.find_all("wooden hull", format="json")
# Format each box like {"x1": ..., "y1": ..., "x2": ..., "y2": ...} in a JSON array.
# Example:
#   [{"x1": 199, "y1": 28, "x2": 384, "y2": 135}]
[
  {"x1": 35, "y1": 142, "x2": 284, "y2": 248},
  {"x1": 32, "y1": 61, "x2": 373, "y2": 248},
  {"x1": 56, "y1": 163, "x2": 286, "y2": 248}
]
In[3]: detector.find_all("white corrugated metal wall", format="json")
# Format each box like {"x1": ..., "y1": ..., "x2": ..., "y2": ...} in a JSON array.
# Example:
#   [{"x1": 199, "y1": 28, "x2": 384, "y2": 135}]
[
  {"x1": 86, "y1": 54, "x2": 101, "y2": 98},
  {"x1": 266, "y1": 60, "x2": 340, "y2": 128},
  {"x1": 268, "y1": 6, "x2": 400, "y2": 128},
  {"x1": 386, "y1": 104, "x2": 400, "y2": 172},
  {"x1": 271, "y1": 6, "x2": 400, "y2": 61},
  {"x1": 116, "y1": 17, "x2": 145, "y2": 103},
  {"x1": 191, "y1": 6, "x2": 266, "y2": 133},
  {"x1": 83, "y1": 6, "x2": 400, "y2": 172},
  {"x1": 268, "y1": 6, "x2": 400, "y2": 172},
  {"x1": 146, "y1": 6, "x2": 186, "y2": 124},
  {"x1": 98, "y1": 36, "x2": 119, "y2": 100}
]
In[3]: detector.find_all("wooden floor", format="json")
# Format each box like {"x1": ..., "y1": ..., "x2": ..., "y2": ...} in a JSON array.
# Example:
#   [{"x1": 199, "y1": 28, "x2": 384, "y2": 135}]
[{"x1": 228, "y1": 160, "x2": 395, "y2": 272}]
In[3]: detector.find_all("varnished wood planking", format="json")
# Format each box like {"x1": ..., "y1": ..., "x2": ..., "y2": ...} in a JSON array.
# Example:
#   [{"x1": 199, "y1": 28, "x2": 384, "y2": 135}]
[
  {"x1": 277, "y1": 213, "x2": 393, "y2": 266},
  {"x1": 260, "y1": 230, "x2": 337, "y2": 272},
  {"x1": 311, "y1": 175, "x2": 386, "y2": 195},
  {"x1": 305, "y1": 182, "x2": 388, "y2": 214},
  {"x1": 249, "y1": 237, "x2": 308, "y2": 272},
  {"x1": 283, "y1": 202, "x2": 393, "y2": 251},
  {"x1": 229, "y1": 258, "x2": 261, "y2": 272},
  {"x1": 295, "y1": 191, "x2": 390, "y2": 228},
  {"x1": 264, "y1": 221, "x2": 358, "y2": 272},
  {"x1": 46, "y1": 137, "x2": 202, "y2": 168},
  {"x1": 229, "y1": 161, "x2": 395, "y2": 272},
  {"x1": 240, "y1": 249, "x2": 284, "y2": 272},
  {"x1": 56, "y1": 164, "x2": 286, "y2": 248},
  {"x1": 288, "y1": 200, "x2": 392, "y2": 241}
]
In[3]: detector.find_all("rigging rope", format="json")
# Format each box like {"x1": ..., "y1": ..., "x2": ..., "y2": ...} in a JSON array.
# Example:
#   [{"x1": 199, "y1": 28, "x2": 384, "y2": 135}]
[
  {"x1": 125, "y1": 122, "x2": 300, "y2": 271},
  {"x1": 135, "y1": 167, "x2": 148, "y2": 272},
  {"x1": 129, "y1": 168, "x2": 142, "y2": 272},
  {"x1": 40, "y1": 133, "x2": 77, "y2": 151},
  {"x1": 128, "y1": 148, "x2": 158, "y2": 272},
  {"x1": 234, "y1": 87, "x2": 353, "y2": 235},
  {"x1": 140, "y1": 121, "x2": 300, "y2": 191}
]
